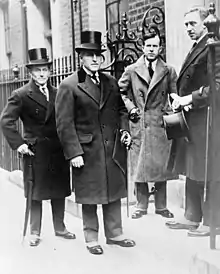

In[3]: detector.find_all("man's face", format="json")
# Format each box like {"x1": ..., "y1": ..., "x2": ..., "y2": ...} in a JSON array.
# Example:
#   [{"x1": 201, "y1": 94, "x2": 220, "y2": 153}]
[
  {"x1": 184, "y1": 11, "x2": 206, "y2": 41},
  {"x1": 80, "y1": 50, "x2": 102, "y2": 73},
  {"x1": 142, "y1": 35, "x2": 161, "y2": 61},
  {"x1": 30, "y1": 65, "x2": 50, "y2": 85}
]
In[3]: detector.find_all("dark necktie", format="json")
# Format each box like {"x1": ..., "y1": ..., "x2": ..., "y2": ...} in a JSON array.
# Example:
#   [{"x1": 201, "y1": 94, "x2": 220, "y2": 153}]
[
  {"x1": 148, "y1": 61, "x2": 154, "y2": 79},
  {"x1": 90, "y1": 74, "x2": 100, "y2": 86}
]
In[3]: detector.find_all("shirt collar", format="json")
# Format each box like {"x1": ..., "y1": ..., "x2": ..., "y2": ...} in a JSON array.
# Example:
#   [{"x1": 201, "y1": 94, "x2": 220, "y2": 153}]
[
  {"x1": 83, "y1": 66, "x2": 99, "y2": 78},
  {"x1": 194, "y1": 32, "x2": 207, "y2": 46},
  {"x1": 144, "y1": 57, "x2": 157, "y2": 71}
]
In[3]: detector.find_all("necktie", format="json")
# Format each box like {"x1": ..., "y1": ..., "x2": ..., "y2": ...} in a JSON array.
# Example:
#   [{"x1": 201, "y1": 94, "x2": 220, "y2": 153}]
[
  {"x1": 90, "y1": 74, "x2": 100, "y2": 86},
  {"x1": 40, "y1": 86, "x2": 49, "y2": 101},
  {"x1": 148, "y1": 61, "x2": 154, "y2": 79}
]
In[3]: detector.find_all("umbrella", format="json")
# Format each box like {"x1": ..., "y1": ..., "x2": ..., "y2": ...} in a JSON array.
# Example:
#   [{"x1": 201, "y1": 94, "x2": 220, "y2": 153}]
[{"x1": 22, "y1": 155, "x2": 34, "y2": 244}]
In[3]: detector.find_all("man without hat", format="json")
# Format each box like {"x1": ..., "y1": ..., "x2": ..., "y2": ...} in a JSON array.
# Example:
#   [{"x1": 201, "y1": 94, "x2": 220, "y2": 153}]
[
  {"x1": 118, "y1": 26, "x2": 177, "y2": 220},
  {"x1": 0, "y1": 48, "x2": 75, "y2": 246},
  {"x1": 166, "y1": 6, "x2": 220, "y2": 236},
  {"x1": 55, "y1": 31, "x2": 135, "y2": 255}
]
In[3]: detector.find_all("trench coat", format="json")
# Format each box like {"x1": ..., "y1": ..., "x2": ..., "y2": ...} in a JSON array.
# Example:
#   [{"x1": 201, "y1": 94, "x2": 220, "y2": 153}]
[
  {"x1": 55, "y1": 68, "x2": 129, "y2": 205},
  {"x1": 170, "y1": 35, "x2": 220, "y2": 181},
  {"x1": 118, "y1": 56, "x2": 177, "y2": 183},
  {"x1": 0, "y1": 80, "x2": 71, "y2": 200}
]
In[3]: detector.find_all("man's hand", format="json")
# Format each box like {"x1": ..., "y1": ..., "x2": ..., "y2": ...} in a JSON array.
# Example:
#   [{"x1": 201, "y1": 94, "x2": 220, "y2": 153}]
[
  {"x1": 120, "y1": 131, "x2": 132, "y2": 150},
  {"x1": 17, "y1": 144, "x2": 35, "y2": 156},
  {"x1": 129, "y1": 107, "x2": 140, "y2": 123},
  {"x1": 170, "y1": 93, "x2": 193, "y2": 112},
  {"x1": 71, "y1": 156, "x2": 84, "y2": 168}
]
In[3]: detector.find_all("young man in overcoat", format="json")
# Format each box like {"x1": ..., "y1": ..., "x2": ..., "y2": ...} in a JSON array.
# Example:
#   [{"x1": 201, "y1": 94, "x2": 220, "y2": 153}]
[
  {"x1": 118, "y1": 27, "x2": 177, "y2": 219},
  {"x1": 0, "y1": 48, "x2": 75, "y2": 246},
  {"x1": 55, "y1": 31, "x2": 135, "y2": 255},
  {"x1": 166, "y1": 6, "x2": 220, "y2": 236}
]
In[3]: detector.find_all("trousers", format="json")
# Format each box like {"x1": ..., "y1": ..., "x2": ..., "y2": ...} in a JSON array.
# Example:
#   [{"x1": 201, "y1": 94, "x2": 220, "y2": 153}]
[
  {"x1": 82, "y1": 199, "x2": 123, "y2": 243},
  {"x1": 135, "y1": 181, "x2": 167, "y2": 211},
  {"x1": 30, "y1": 198, "x2": 66, "y2": 235}
]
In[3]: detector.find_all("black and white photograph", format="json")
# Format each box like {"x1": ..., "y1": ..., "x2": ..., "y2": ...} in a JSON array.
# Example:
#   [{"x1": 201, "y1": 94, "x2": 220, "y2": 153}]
[{"x1": 0, "y1": 0, "x2": 220, "y2": 273}]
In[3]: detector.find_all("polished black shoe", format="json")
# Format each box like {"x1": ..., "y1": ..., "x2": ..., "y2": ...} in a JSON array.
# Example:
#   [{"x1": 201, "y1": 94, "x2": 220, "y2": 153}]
[
  {"x1": 166, "y1": 221, "x2": 199, "y2": 230},
  {"x1": 131, "y1": 210, "x2": 147, "y2": 219},
  {"x1": 155, "y1": 209, "x2": 174, "y2": 218},
  {"x1": 106, "y1": 238, "x2": 136, "y2": 247},
  {"x1": 55, "y1": 231, "x2": 76, "y2": 239},
  {"x1": 87, "y1": 245, "x2": 103, "y2": 255},
  {"x1": 29, "y1": 235, "x2": 40, "y2": 247}
]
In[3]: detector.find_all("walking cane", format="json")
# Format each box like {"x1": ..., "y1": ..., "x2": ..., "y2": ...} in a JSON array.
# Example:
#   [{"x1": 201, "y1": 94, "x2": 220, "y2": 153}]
[{"x1": 203, "y1": 106, "x2": 210, "y2": 203}]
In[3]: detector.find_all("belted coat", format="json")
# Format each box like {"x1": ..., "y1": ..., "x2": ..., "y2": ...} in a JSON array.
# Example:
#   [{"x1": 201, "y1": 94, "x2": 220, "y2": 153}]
[
  {"x1": 118, "y1": 56, "x2": 177, "y2": 184},
  {"x1": 0, "y1": 80, "x2": 71, "y2": 200},
  {"x1": 55, "y1": 69, "x2": 129, "y2": 205},
  {"x1": 170, "y1": 35, "x2": 220, "y2": 181}
]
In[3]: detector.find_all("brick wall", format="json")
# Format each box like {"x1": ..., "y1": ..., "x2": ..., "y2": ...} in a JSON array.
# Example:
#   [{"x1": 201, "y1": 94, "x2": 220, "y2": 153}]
[{"x1": 128, "y1": 0, "x2": 165, "y2": 39}]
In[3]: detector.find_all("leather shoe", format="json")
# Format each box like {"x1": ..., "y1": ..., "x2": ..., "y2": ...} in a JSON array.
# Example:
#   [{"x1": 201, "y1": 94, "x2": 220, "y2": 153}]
[
  {"x1": 166, "y1": 221, "x2": 198, "y2": 230},
  {"x1": 131, "y1": 210, "x2": 147, "y2": 219},
  {"x1": 187, "y1": 230, "x2": 210, "y2": 237},
  {"x1": 155, "y1": 209, "x2": 174, "y2": 218},
  {"x1": 87, "y1": 245, "x2": 103, "y2": 255},
  {"x1": 106, "y1": 238, "x2": 136, "y2": 247},
  {"x1": 29, "y1": 235, "x2": 40, "y2": 247},
  {"x1": 55, "y1": 231, "x2": 76, "y2": 239}
]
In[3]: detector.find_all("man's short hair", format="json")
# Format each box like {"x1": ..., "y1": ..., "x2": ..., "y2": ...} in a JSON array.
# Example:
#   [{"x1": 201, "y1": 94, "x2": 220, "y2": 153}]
[
  {"x1": 142, "y1": 25, "x2": 162, "y2": 45},
  {"x1": 184, "y1": 6, "x2": 209, "y2": 21}
]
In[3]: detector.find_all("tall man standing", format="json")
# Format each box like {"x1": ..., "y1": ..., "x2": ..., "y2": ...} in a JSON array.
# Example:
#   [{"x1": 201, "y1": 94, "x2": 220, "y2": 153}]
[
  {"x1": 0, "y1": 48, "x2": 75, "y2": 246},
  {"x1": 166, "y1": 6, "x2": 220, "y2": 236},
  {"x1": 118, "y1": 27, "x2": 177, "y2": 219},
  {"x1": 55, "y1": 31, "x2": 135, "y2": 255}
]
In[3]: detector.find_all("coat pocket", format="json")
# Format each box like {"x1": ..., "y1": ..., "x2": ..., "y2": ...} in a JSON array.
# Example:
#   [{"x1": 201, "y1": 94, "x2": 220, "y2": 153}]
[{"x1": 78, "y1": 134, "x2": 93, "y2": 144}]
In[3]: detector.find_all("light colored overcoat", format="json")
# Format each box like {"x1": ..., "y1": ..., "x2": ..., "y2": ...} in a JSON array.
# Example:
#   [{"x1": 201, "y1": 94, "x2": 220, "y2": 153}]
[{"x1": 119, "y1": 56, "x2": 177, "y2": 183}]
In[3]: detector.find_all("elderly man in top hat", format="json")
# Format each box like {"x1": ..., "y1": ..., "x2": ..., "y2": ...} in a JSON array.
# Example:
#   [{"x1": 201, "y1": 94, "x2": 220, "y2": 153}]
[
  {"x1": 0, "y1": 48, "x2": 75, "y2": 246},
  {"x1": 55, "y1": 30, "x2": 135, "y2": 255},
  {"x1": 166, "y1": 6, "x2": 220, "y2": 237},
  {"x1": 118, "y1": 26, "x2": 177, "y2": 220}
]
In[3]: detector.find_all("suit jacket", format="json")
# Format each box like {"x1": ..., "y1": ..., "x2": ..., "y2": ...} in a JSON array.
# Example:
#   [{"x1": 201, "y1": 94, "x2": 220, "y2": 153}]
[
  {"x1": 0, "y1": 79, "x2": 70, "y2": 200},
  {"x1": 118, "y1": 55, "x2": 178, "y2": 183},
  {"x1": 55, "y1": 68, "x2": 129, "y2": 204},
  {"x1": 172, "y1": 35, "x2": 220, "y2": 181}
]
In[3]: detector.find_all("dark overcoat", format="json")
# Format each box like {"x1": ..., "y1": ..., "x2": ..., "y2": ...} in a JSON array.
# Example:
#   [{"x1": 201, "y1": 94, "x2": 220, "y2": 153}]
[
  {"x1": 55, "y1": 69, "x2": 129, "y2": 205},
  {"x1": 170, "y1": 35, "x2": 220, "y2": 181},
  {"x1": 118, "y1": 56, "x2": 177, "y2": 183},
  {"x1": 0, "y1": 80, "x2": 71, "y2": 200}
]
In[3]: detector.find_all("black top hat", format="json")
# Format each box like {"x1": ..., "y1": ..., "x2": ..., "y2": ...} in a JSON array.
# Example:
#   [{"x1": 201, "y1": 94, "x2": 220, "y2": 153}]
[
  {"x1": 163, "y1": 110, "x2": 191, "y2": 142},
  {"x1": 75, "y1": 31, "x2": 106, "y2": 53},
  {"x1": 26, "y1": 48, "x2": 52, "y2": 68}
]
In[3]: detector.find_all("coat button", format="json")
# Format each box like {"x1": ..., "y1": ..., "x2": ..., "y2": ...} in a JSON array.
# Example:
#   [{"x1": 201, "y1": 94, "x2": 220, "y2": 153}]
[
  {"x1": 104, "y1": 139, "x2": 108, "y2": 144},
  {"x1": 161, "y1": 91, "x2": 165, "y2": 96},
  {"x1": 186, "y1": 75, "x2": 190, "y2": 79},
  {"x1": 101, "y1": 124, "x2": 105, "y2": 129},
  {"x1": 140, "y1": 93, "x2": 144, "y2": 97}
]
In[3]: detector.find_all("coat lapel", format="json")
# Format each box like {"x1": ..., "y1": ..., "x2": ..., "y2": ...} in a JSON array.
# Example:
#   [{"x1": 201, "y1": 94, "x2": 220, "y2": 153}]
[
  {"x1": 178, "y1": 35, "x2": 208, "y2": 80},
  {"x1": 145, "y1": 58, "x2": 169, "y2": 103},
  {"x1": 27, "y1": 80, "x2": 48, "y2": 109},
  {"x1": 45, "y1": 86, "x2": 56, "y2": 121},
  {"x1": 134, "y1": 55, "x2": 151, "y2": 85},
  {"x1": 99, "y1": 73, "x2": 112, "y2": 109},
  {"x1": 77, "y1": 75, "x2": 101, "y2": 105}
]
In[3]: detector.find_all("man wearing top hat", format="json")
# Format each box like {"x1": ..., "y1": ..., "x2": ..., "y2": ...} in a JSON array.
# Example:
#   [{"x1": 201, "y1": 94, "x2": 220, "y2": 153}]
[
  {"x1": 166, "y1": 6, "x2": 220, "y2": 236},
  {"x1": 55, "y1": 30, "x2": 135, "y2": 255},
  {"x1": 118, "y1": 26, "x2": 177, "y2": 220},
  {"x1": 0, "y1": 48, "x2": 75, "y2": 246}
]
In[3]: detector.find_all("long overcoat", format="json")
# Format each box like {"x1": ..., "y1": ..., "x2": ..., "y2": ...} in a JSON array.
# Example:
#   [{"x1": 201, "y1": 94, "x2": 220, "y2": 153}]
[
  {"x1": 55, "y1": 69, "x2": 129, "y2": 205},
  {"x1": 170, "y1": 35, "x2": 220, "y2": 181},
  {"x1": 0, "y1": 80, "x2": 71, "y2": 200},
  {"x1": 118, "y1": 56, "x2": 177, "y2": 183}
]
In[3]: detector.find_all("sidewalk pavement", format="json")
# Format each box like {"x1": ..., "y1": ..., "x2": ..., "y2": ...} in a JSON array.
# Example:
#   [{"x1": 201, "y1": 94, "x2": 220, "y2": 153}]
[{"x1": 1, "y1": 168, "x2": 220, "y2": 274}]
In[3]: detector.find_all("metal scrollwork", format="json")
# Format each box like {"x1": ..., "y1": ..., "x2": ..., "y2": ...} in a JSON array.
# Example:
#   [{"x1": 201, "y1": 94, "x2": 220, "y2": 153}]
[{"x1": 103, "y1": 5, "x2": 165, "y2": 78}]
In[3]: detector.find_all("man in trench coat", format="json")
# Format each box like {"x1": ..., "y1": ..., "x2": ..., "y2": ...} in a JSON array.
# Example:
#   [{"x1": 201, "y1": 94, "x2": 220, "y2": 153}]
[
  {"x1": 0, "y1": 48, "x2": 75, "y2": 246},
  {"x1": 55, "y1": 31, "x2": 135, "y2": 255},
  {"x1": 166, "y1": 6, "x2": 220, "y2": 236},
  {"x1": 118, "y1": 27, "x2": 177, "y2": 219}
]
